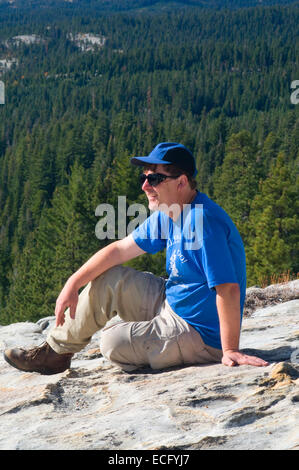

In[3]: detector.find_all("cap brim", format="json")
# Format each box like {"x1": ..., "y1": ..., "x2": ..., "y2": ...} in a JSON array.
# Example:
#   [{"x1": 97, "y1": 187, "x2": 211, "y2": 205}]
[
  {"x1": 130, "y1": 156, "x2": 172, "y2": 166},
  {"x1": 131, "y1": 156, "x2": 198, "y2": 177}
]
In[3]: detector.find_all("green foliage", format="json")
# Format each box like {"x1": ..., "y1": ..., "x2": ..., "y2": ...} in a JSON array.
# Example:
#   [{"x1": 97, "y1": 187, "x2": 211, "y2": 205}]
[
  {"x1": 245, "y1": 152, "x2": 299, "y2": 285},
  {"x1": 212, "y1": 130, "x2": 261, "y2": 237},
  {"x1": 4, "y1": 163, "x2": 101, "y2": 323}
]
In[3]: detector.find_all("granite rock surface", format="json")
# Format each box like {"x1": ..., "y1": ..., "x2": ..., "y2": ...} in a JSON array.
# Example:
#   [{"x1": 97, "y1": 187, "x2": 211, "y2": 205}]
[{"x1": 0, "y1": 281, "x2": 298, "y2": 450}]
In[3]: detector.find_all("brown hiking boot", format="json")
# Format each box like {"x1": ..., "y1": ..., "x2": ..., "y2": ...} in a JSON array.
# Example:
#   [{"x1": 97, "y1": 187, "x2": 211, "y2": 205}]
[{"x1": 3, "y1": 342, "x2": 73, "y2": 375}]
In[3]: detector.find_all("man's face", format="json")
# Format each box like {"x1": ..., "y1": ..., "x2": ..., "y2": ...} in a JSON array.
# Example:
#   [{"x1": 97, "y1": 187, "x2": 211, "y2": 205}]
[{"x1": 141, "y1": 164, "x2": 181, "y2": 212}]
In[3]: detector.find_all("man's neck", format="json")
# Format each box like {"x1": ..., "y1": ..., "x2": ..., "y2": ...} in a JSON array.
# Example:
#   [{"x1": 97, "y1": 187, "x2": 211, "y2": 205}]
[
  {"x1": 180, "y1": 189, "x2": 198, "y2": 208},
  {"x1": 167, "y1": 189, "x2": 198, "y2": 220}
]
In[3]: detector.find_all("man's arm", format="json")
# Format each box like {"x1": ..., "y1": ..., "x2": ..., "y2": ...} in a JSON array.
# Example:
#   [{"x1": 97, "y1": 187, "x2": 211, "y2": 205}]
[
  {"x1": 55, "y1": 234, "x2": 145, "y2": 327},
  {"x1": 215, "y1": 283, "x2": 269, "y2": 367}
]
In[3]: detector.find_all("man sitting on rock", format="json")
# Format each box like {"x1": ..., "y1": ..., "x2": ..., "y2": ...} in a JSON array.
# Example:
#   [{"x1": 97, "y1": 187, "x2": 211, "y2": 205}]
[{"x1": 4, "y1": 142, "x2": 269, "y2": 374}]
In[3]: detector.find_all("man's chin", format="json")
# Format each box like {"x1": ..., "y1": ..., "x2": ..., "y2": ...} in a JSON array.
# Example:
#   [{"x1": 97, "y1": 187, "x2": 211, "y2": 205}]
[{"x1": 147, "y1": 198, "x2": 159, "y2": 211}]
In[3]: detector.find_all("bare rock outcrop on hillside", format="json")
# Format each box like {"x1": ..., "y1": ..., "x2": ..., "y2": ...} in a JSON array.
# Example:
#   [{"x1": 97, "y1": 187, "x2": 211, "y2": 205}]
[{"x1": 244, "y1": 279, "x2": 299, "y2": 316}]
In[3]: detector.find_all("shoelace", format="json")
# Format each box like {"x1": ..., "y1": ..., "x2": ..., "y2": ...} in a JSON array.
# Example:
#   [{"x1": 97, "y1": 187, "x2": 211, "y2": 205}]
[{"x1": 26, "y1": 342, "x2": 48, "y2": 360}]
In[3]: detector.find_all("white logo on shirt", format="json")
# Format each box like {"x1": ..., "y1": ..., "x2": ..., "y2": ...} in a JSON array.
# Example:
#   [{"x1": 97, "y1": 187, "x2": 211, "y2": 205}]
[
  {"x1": 169, "y1": 249, "x2": 188, "y2": 278},
  {"x1": 169, "y1": 252, "x2": 179, "y2": 277}
]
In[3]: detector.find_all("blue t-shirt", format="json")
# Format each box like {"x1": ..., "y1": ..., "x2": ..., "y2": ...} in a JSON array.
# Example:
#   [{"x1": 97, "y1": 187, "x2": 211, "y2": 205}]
[{"x1": 131, "y1": 191, "x2": 247, "y2": 350}]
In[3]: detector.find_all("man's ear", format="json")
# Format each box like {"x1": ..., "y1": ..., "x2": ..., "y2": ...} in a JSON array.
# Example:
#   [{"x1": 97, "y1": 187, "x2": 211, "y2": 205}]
[{"x1": 178, "y1": 174, "x2": 188, "y2": 188}]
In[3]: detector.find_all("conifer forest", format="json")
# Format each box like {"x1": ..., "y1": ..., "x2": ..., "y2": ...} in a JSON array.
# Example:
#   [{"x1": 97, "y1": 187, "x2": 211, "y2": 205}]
[{"x1": 0, "y1": 0, "x2": 298, "y2": 324}]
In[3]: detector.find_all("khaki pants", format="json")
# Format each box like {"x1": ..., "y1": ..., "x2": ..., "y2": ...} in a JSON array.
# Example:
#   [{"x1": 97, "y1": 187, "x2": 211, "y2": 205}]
[{"x1": 47, "y1": 266, "x2": 222, "y2": 371}]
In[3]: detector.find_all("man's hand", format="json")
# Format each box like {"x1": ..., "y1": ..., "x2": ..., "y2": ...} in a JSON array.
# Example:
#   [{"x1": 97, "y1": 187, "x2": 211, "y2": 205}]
[
  {"x1": 55, "y1": 279, "x2": 79, "y2": 327},
  {"x1": 222, "y1": 349, "x2": 269, "y2": 367}
]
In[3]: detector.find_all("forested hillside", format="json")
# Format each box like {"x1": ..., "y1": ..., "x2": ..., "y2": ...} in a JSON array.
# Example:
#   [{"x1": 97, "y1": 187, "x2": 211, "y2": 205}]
[
  {"x1": 1, "y1": 0, "x2": 299, "y2": 10},
  {"x1": 0, "y1": 2, "x2": 298, "y2": 324}
]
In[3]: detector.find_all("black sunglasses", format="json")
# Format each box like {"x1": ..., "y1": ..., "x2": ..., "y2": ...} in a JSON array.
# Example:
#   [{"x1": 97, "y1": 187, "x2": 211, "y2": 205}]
[{"x1": 139, "y1": 173, "x2": 181, "y2": 187}]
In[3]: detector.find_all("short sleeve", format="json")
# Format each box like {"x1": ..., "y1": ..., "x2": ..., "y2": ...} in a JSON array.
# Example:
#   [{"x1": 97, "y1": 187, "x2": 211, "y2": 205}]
[
  {"x1": 131, "y1": 211, "x2": 167, "y2": 254},
  {"x1": 201, "y1": 214, "x2": 238, "y2": 289}
]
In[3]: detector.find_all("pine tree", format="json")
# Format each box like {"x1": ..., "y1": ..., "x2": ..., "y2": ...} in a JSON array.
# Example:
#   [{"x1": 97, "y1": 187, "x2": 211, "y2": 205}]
[
  {"x1": 3, "y1": 162, "x2": 100, "y2": 323},
  {"x1": 246, "y1": 152, "x2": 299, "y2": 286},
  {"x1": 212, "y1": 130, "x2": 261, "y2": 239},
  {"x1": 50, "y1": 162, "x2": 100, "y2": 290}
]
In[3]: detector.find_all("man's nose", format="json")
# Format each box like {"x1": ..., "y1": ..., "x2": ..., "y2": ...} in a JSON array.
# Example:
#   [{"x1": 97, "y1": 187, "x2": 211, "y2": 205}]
[{"x1": 142, "y1": 177, "x2": 152, "y2": 191}]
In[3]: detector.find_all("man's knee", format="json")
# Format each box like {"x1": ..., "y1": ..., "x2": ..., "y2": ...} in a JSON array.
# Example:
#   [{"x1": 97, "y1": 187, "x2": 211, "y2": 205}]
[{"x1": 90, "y1": 265, "x2": 126, "y2": 291}]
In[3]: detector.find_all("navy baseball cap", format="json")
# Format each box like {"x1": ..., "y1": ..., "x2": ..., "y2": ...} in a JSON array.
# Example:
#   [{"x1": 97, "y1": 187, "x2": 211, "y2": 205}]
[{"x1": 130, "y1": 142, "x2": 197, "y2": 177}]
